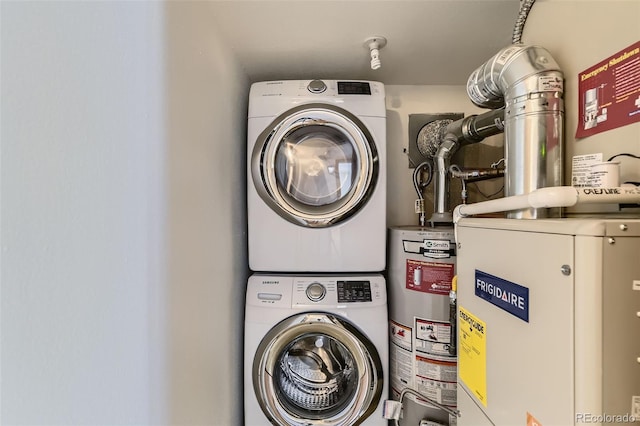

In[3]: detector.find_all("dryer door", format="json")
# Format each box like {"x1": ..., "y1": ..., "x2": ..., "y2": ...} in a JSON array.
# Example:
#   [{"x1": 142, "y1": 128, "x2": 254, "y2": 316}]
[
  {"x1": 253, "y1": 313, "x2": 383, "y2": 426},
  {"x1": 251, "y1": 103, "x2": 378, "y2": 228}
]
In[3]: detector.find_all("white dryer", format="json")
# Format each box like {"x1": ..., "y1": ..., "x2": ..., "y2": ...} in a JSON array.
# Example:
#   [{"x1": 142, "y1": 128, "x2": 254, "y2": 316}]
[
  {"x1": 244, "y1": 273, "x2": 388, "y2": 426},
  {"x1": 247, "y1": 80, "x2": 386, "y2": 272}
]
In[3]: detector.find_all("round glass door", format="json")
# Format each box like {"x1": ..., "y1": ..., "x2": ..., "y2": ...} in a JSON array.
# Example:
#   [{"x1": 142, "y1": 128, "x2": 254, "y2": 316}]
[
  {"x1": 253, "y1": 313, "x2": 383, "y2": 426},
  {"x1": 275, "y1": 333, "x2": 357, "y2": 417},
  {"x1": 251, "y1": 104, "x2": 378, "y2": 228}
]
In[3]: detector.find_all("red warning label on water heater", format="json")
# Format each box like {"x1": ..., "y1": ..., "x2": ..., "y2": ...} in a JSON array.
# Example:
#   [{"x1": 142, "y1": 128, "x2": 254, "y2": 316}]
[{"x1": 405, "y1": 259, "x2": 454, "y2": 295}]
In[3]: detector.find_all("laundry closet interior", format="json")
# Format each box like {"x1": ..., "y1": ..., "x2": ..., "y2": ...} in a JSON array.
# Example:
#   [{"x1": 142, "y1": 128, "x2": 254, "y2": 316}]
[{"x1": 2, "y1": 1, "x2": 640, "y2": 426}]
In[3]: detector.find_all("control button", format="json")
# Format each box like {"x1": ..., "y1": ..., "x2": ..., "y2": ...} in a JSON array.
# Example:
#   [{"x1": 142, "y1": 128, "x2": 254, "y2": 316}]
[
  {"x1": 307, "y1": 80, "x2": 327, "y2": 94},
  {"x1": 257, "y1": 292, "x2": 282, "y2": 301},
  {"x1": 306, "y1": 282, "x2": 326, "y2": 302}
]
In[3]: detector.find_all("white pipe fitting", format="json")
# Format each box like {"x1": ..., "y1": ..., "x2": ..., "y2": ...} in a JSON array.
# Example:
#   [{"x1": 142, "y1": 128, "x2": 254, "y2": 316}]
[{"x1": 453, "y1": 186, "x2": 640, "y2": 224}]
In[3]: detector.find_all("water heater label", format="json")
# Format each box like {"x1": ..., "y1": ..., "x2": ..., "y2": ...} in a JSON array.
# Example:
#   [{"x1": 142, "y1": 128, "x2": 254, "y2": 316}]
[
  {"x1": 475, "y1": 270, "x2": 529, "y2": 322},
  {"x1": 406, "y1": 260, "x2": 454, "y2": 295},
  {"x1": 390, "y1": 320, "x2": 412, "y2": 351},
  {"x1": 415, "y1": 318, "x2": 452, "y2": 356},
  {"x1": 402, "y1": 238, "x2": 456, "y2": 259}
]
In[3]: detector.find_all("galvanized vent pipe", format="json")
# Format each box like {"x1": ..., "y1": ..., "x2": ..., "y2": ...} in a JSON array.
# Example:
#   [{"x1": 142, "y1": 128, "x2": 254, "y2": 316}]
[
  {"x1": 429, "y1": 108, "x2": 505, "y2": 224},
  {"x1": 466, "y1": 44, "x2": 564, "y2": 219}
]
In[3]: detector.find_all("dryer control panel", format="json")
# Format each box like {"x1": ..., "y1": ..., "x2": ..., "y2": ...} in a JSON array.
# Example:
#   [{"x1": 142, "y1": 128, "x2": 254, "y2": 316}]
[
  {"x1": 248, "y1": 80, "x2": 386, "y2": 120},
  {"x1": 337, "y1": 81, "x2": 371, "y2": 95}
]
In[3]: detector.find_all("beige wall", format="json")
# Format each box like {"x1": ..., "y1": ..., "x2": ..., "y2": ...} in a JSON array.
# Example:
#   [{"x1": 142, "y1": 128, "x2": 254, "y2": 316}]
[
  {"x1": 3, "y1": 1, "x2": 637, "y2": 425},
  {"x1": 165, "y1": 2, "x2": 249, "y2": 425},
  {"x1": 523, "y1": 0, "x2": 640, "y2": 214},
  {"x1": 385, "y1": 85, "x2": 505, "y2": 227},
  {"x1": 164, "y1": 1, "x2": 639, "y2": 422},
  {"x1": 385, "y1": 0, "x2": 640, "y2": 223}
]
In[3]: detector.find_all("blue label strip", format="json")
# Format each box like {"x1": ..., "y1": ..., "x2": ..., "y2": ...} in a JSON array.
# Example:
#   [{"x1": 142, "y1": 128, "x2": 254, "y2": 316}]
[{"x1": 475, "y1": 270, "x2": 529, "y2": 322}]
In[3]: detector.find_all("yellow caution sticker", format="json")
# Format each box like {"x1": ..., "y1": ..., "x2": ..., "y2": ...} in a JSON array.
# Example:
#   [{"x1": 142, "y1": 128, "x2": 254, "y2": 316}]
[{"x1": 458, "y1": 306, "x2": 487, "y2": 406}]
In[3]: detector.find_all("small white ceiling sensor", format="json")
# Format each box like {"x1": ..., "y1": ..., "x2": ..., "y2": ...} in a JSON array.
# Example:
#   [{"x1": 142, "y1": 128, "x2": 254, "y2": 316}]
[{"x1": 364, "y1": 36, "x2": 387, "y2": 70}]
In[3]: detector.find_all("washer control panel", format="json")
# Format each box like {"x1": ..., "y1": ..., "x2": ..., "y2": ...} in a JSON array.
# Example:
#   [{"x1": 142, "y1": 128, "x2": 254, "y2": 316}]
[
  {"x1": 247, "y1": 275, "x2": 386, "y2": 307},
  {"x1": 290, "y1": 277, "x2": 385, "y2": 306},
  {"x1": 337, "y1": 280, "x2": 372, "y2": 302},
  {"x1": 305, "y1": 282, "x2": 327, "y2": 301}
]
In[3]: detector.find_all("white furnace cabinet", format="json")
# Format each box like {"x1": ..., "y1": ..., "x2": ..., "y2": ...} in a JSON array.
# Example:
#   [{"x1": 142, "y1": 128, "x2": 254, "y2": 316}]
[{"x1": 455, "y1": 218, "x2": 640, "y2": 426}]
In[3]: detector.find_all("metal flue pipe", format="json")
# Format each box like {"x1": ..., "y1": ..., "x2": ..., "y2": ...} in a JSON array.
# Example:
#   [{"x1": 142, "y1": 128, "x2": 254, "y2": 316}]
[
  {"x1": 429, "y1": 108, "x2": 505, "y2": 224},
  {"x1": 466, "y1": 44, "x2": 564, "y2": 219}
]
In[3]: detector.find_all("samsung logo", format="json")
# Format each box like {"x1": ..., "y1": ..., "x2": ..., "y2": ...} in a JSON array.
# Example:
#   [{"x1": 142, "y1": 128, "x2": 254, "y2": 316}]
[
  {"x1": 475, "y1": 270, "x2": 529, "y2": 322},
  {"x1": 261, "y1": 280, "x2": 280, "y2": 285}
]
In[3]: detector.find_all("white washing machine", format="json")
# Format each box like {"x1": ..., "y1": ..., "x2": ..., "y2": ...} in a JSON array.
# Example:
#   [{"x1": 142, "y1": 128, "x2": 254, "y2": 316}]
[
  {"x1": 244, "y1": 273, "x2": 389, "y2": 426},
  {"x1": 247, "y1": 80, "x2": 386, "y2": 272}
]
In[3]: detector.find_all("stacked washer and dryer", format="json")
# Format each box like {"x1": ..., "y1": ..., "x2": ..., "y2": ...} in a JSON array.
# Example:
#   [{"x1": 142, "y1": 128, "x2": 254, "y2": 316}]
[{"x1": 244, "y1": 80, "x2": 389, "y2": 425}]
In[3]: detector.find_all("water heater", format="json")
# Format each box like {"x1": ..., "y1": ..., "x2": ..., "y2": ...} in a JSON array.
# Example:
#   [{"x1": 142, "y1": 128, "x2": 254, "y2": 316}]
[{"x1": 388, "y1": 226, "x2": 458, "y2": 425}]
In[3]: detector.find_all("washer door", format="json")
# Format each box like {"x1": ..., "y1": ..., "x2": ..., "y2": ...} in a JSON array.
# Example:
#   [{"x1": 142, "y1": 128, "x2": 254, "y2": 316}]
[
  {"x1": 251, "y1": 103, "x2": 379, "y2": 228},
  {"x1": 253, "y1": 313, "x2": 383, "y2": 426}
]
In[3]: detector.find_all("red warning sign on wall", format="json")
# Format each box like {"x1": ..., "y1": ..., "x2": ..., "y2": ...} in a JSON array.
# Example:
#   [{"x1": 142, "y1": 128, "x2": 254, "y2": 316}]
[
  {"x1": 576, "y1": 40, "x2": 640, "y2": 139},
  {"x1": 405, "y1": 259, "x2": 454, "y2": 295}
]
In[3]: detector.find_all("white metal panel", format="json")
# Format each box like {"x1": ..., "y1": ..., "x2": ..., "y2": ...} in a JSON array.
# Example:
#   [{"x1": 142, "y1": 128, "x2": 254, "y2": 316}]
[
  {"x1": 244, "y1": 274, "x2": 389, "y2": 425},
  {"x1": 601, "y1": 234, "x2": 640, "y2": 417},
  {"x1": 247, "y1": 88, "x2": 387, "y2": 272},
  {"x1": 573, "y1": 236, "x2": 604, "y2": 418},
  {"x1": 456, "y1": 217, "x2": 609, "y2": 236},
  {"x1": 456, "y1": 218, "x2": 640, "y2": 426},
  {"x1": 456, "y1": 225, "x2": 575, "y2": 425},
  {"x1": 457, "y1": 386, "x2": 493, "y2": 426}
]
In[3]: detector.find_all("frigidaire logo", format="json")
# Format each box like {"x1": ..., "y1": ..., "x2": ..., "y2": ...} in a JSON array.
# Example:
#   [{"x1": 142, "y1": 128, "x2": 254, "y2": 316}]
[
  {"x1": 475, "y1": 270, "x2": 529, "y2": 322},
  {"x1": 476, "y1": 278, "x2": 526, "y2": 309}
]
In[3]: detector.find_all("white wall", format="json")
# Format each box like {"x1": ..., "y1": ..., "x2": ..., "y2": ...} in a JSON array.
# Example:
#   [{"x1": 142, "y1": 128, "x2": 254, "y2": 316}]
[
  {"x1": 164, "y1": 2, "x2": 249, "y2": 425},
  {"x1": 1, "y1": 2, "x2": 167, "y2": 424},
  {"x1": 2, "y1": 1, "x2": 250, "y2": 424}
]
